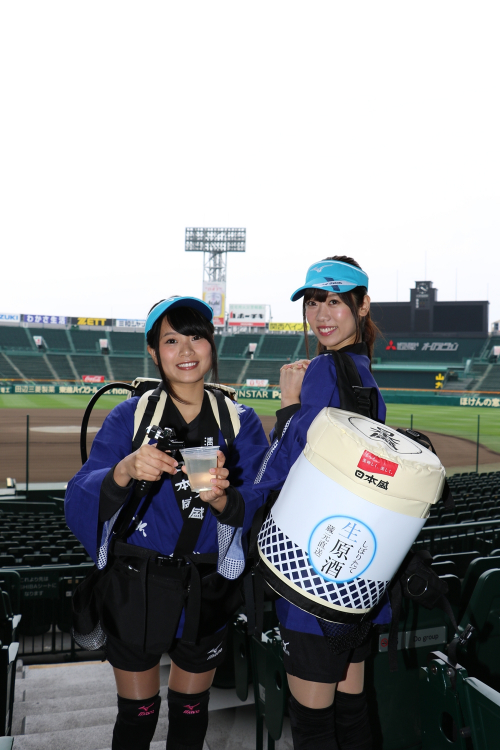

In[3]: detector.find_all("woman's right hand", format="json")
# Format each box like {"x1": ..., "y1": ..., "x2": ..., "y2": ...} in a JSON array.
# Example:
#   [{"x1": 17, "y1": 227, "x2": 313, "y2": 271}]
[
  {"x1": 113, "y1": 445, "x2": 179, "y2": 487},
  {"x1": 279, "y1": 359, "x2": 311, "y2": 408}
]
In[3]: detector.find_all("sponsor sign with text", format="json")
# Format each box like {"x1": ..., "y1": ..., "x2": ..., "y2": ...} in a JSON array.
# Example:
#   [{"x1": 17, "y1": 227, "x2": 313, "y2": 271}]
[
  {"x1": 22, "y1": 314, "x2": 68, "y2": 325},
  {"x1": 229, "y1": 304, "x2": 267, "y2": 327},
  {"x1": 71, "y1": 317, "x2": 112, "y2": 327},
  {"x1": 246, "y1": 379, "x2": 269, "y2": 387},
  {"x1": 269, "y1": 322, "x2": 309, "y2": 332},
  {"x1": 115, "y1": 319, "x2": 146, "y2": 328},
  {"x1": 385, "y1": 340, "x2": 459, "y2": 352},
  {"x1": 202, "y1": 281, "x2": 225, "y2": 327},
  {"x1": 0, "y1": 313, "x2": 20, "y2": 322},
  {"x1": 82, "y1": 375, "x2": 105, "y2": 383}
]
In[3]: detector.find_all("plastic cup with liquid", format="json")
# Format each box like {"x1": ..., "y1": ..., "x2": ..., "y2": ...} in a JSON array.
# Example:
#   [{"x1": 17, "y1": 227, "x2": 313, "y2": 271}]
[{"x1": 180, "y1": 446, "x2": 220, "y2": 492}]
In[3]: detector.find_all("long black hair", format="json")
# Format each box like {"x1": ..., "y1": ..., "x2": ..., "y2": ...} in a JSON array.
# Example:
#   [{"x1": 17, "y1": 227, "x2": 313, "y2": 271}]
[
  {"x1": 302, "y1": 255, "x2": 380, "y2": 363},
  {"x1": 146, "y1": 301, "x2": 219, "y2": 404}
]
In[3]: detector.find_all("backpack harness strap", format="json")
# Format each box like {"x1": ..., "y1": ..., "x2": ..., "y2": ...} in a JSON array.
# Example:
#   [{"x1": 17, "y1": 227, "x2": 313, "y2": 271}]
[
  {"x1": 132, "y1": 386, "x2": 167, "y2": 451},
  {"x1": 328, "y1": 350, "x2": 380, "y2": 422},
  {"x1": 206, "y1": 388, "x2": 239, "y2": 450}
]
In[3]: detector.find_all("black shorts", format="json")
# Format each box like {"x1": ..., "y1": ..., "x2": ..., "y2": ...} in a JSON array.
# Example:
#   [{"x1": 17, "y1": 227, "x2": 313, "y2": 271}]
[
  {"x1": 279, "y1": 624, "x2": 371, "y2": 684},
  {"x1": 106, "y1": 626, "x2": 228, "y2": 674}
]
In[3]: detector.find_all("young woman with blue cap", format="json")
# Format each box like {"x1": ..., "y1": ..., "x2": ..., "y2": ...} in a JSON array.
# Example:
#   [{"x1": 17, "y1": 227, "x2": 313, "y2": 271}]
[
  {"x1": 65, "y1": 296, "x2": 269, "y2": 750},
  {"x1": 254, "y1": 257, "x2": 389, "y2": 750}
]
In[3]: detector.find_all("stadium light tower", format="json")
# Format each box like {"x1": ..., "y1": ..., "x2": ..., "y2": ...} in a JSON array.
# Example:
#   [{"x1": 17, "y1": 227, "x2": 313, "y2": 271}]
[{"x1": 185, "y1": 227, "x2": 246, "y2": 282}]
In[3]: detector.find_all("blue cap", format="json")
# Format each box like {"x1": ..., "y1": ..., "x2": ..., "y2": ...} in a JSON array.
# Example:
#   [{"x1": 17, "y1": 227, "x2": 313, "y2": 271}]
[
  {"x1": 290, "y1": 260, "x2": 369, "y2": 301},
  {"x1": 145, "y1": 296, "x2": 213, "y2": 337}
]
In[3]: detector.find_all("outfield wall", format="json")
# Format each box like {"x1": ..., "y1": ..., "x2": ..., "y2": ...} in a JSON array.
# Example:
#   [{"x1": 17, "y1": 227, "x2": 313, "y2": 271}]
[{"x1": 1, "y1": 382, "x2": 499, "y2": 408}]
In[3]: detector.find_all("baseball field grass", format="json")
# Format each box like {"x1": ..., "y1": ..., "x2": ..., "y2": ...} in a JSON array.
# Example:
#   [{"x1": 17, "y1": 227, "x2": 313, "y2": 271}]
[
  {"x1": 1, "y1": 393, "x2": 498, "y2": 454},
  {"x1": 238, "y1": 399, "x2": 500, "y2": 454}
]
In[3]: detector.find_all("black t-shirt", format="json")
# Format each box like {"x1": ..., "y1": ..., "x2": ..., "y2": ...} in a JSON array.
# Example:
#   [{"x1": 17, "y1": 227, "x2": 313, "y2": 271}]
[{"x1": 98, "y1": 391, "x2": 244, "y2": 527}]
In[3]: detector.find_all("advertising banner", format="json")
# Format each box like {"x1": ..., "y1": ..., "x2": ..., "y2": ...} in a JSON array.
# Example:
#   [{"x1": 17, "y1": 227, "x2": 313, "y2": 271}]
[
  {"x1": 203, "y1": 281, "x2": 226, "y2": 327},
  {"x1": 0, "y1": 313, "x2": 20, "y2": 323},
  {"x1": 82, "y1": 375, "x2": 105, "y2": 383},
  {"x1": 384, "y1": 340, "x2": 459, "y2": 352},
  {"x1": 246, "y1": 379, "x2": 269, "y2": 386},
  {"x1": 269, "y1": 322, "x2": 308, "y2": 332},
  {"x1": 71, "y1": 317, "x2": 112, "y2": 327},
  {"x1": 115, "y1": 319, "x2": 146, "y2": 328},
  {"x1": 229, "y1": 304, "x2": 267, "y2": 327},
  {"x1": 5, "y1": 384, "x2": 129, "y2": 395},
  {"x1": 22, "y1": 314, "x2": 68, "y2": 325}
]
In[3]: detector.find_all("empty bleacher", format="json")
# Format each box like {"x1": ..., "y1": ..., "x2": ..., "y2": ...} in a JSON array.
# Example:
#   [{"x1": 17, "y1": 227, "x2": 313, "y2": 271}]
[
  {"x1": 0, "y1": 355, "x2": 20, "y2": 380},
  {"x1": 28, "y1": 328, "x2": 70, "y2": 351},
  {"x1": 0, "y1": 323, "x2": 499, "y2": 390},
  {"x1": 219, "y1": 334, "x2": 257, "y2": 357},
  {"x1": 46, "y1": 354, "x2": 75, "y2": 381},
  {"x1": 69, "y1": 329, "x2": 106, "y2": 352},
  {"x1": 258, "y1": 334, "x2": 299, "y2": 360},
  {"x1": 108, "y1": 331, "x2": 145, "y2": 354},
  {"x1": 479, "y1": 363, "x2": 500, "y2": 391},
  {"x1": 146, "y1": 357, "x2": 160, "y2": 379},
  {"x1": 0, "y1": 328, "x2": 31, "y2": 350},
  {"x1": 71, "y1": 355, "x2": 108, "y2": 378},
  {"x1": 245, "y1": 359, "x2": 286, "y2": 384},
  {"x1": 294, "y1": 334, "x2": 318, "y2": 359},
  {"x1": 218, "y1": 360, "x2": 245, "y2": 384},
  {"x1": 109, "y1": 356, "x2": 144, "y2": 381},
  {"x1": 7, "y1": 355, "x2": 53, "y2": 381}
]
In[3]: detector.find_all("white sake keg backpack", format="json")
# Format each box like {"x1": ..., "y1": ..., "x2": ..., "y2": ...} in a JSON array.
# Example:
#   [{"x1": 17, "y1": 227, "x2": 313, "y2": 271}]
[{"x1": 257, "y1": 406, "x2": 446, "y2": 625}]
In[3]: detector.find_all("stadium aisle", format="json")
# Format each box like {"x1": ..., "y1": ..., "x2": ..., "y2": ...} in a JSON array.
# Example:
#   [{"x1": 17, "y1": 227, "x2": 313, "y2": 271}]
[{"x1": 11, "y1": 657, "x2": 292, "y2": 749}]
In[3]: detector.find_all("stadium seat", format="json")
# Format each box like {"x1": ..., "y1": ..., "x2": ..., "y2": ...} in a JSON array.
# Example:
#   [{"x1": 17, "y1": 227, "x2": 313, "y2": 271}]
[
  {"x1": 420, "y1": 655, "x2": 500, "y2": 750},
  {"x1": 0, "y1": 557, "x2": 16, "y2": 569},
  {"x1": 0, "y1": 573, "x2": 21, "y2": 613},
  {"x1": 433, "y1": 551, "x2": 481, "y2": 578},
  {"x1": 439, "y1": 574, "x2": 461, "y2": 612},
  {"x1": 459, "y1": 556, "x2": 500, "y2": 619},
  {"x1": 0, "y1": 590, "x2": 20, "y2": 646},
  {"x1": 12, "y1": 546, "x2": 34, "y2": 562},
  {"x1": 41, "y1": 545, "x2": 67, "y2": 559},
  {"x1": 431, "y1": 560, "x2": 457, "y2": 576},
  {"x1": 22, "y1": 554, "x2": 53, "y2": 566},
  {"x1": 58, "y1": 552, "x2": 87, "y2": 564},
  {"x1": 0, "y1": 641, "x2": 19, "y2": 736},
  {"x1": 457, "y1": 569, "x2": 500, "y2": 691}
]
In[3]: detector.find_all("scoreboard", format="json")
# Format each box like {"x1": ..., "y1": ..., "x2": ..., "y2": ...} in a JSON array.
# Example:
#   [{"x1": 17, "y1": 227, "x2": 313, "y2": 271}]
[{"x1": 371, "y1": 281, "x2": 488, "y2": 335}]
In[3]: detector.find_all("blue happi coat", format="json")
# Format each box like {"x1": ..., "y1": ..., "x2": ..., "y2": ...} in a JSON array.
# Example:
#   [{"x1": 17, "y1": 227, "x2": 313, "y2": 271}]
[
  {"x1": 65, "y1": 397, "x2": 269, "y2": 570},
  {"x1": 253, "y1": 350, "x2": 392, "y2": 634}
]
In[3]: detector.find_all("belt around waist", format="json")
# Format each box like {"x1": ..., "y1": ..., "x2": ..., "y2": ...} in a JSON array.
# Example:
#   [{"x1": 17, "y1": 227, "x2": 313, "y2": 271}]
[{"x1": 112, "y1": 539, "x2": 217, "y2": 568}]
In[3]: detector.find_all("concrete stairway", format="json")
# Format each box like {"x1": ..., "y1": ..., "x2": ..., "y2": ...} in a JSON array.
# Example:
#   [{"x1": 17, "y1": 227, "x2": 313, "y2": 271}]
[{"x1": 11, "y1": 657, "x2": 292, "y2": 749}]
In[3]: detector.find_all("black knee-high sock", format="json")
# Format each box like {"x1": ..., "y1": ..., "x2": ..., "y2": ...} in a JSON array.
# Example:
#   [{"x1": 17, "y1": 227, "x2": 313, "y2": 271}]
[
  {"x1": 288, "y1": 695, "x2": 338, "y2": 750},
  {"x1": 166, "y1": 687, "x2": 210, "y2": 750},
  {"x1": 112, "y1": 692, "x2": 161, "y2": 750},
  {"x1": 334, "y1": 691, "x2": 372, "y2": 750}
]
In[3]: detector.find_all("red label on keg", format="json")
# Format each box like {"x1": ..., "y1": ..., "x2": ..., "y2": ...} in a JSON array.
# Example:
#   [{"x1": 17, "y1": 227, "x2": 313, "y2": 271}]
[{"x1": 357, "y1": 450, "x2": 398, "y2": 477}]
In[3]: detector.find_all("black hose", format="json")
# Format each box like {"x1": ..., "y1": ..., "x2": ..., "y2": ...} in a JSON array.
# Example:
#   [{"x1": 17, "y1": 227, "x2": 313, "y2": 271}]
[{"x1": 80, "y1": 382, "x2": 135, "y2": 464}]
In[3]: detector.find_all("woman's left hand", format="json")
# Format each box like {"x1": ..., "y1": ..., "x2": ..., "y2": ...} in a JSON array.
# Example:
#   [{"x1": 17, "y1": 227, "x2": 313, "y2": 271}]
[{"x1": 182, "y1": 450, "x2": 229, "y2": 512}]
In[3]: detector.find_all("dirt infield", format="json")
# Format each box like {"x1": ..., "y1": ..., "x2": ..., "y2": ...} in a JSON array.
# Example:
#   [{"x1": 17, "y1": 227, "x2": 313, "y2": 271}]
[{"x1": 0, "y1": 409, "x2": 499, "y2": 485}]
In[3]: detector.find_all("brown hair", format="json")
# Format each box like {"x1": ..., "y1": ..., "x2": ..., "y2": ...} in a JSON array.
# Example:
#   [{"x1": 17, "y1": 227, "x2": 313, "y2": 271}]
[
  {"x1": 302, "y1": 255, "x2": 380, "y2": 363},
  {"x1": 146, "y1": 301, "x2": 218, "y2": 405}
]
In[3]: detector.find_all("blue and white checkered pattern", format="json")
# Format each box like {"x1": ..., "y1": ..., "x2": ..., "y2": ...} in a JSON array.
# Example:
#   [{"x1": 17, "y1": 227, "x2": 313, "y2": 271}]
[
  {"x1": 217, "y1": 524, "x2": 245, "y2": 580},
  {"x1": 258, "y1": 512, "x2": 388, "y2": 611},
  {"x1": 97, "y1": 508, "x2": 121, "y2": 570}
]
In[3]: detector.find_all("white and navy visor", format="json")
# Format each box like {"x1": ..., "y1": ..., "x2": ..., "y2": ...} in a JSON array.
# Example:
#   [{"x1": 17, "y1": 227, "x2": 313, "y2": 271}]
[
  {"x1": 145, "y1": 296, "x2": 213, "y2": 337},
  {"x1": 290, "y1": 260, "x2": 369, "y2": 302}
]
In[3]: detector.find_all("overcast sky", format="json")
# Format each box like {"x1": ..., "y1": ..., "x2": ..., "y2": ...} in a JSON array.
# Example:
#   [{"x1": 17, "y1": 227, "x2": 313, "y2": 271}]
[{"x1": 1, "y1": 2, "x2": 499, "y2": 326}]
